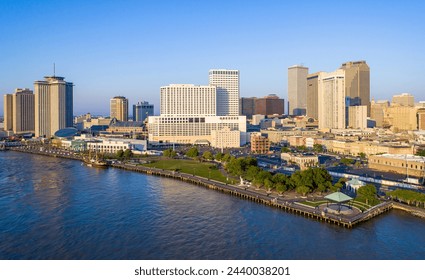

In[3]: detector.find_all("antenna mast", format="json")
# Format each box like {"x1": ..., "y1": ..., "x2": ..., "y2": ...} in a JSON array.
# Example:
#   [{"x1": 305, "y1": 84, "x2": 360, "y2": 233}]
[{"x1": 53, "y1": 63, "x2": 56, "y2": 77}]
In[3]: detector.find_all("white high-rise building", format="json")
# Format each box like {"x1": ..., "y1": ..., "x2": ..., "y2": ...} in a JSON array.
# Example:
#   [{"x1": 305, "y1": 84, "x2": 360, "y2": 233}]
[
  {"x1": 288, "y1": 65, "x2": 308, "y2": 116},
  {"x1": 209, "y1": 69, "x2": 239, "y2": 116},
  {"x1": 148, "y1": 73, "x2": 246, "y2": 145},
  {"x1": 318, "y1": 70, "x2": 345, "y2": 130},
  {"x1": 348, "y1": 105, "x2": 367, "y2": 129},
  {"x1": 34, "y1": 76, "x2": 73, "y2": 138},
  {"x1": 160, "y1": 84, "x2": 216, "y2": 116}
]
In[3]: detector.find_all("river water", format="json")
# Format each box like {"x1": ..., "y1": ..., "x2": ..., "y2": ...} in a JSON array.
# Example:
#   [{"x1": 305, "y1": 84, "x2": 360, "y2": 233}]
[{"x1": 1, "y1": 151, "x2": 425, "y2": 259}]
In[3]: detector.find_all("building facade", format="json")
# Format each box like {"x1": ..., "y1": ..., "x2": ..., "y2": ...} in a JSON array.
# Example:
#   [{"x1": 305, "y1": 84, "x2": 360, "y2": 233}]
[
  {"x1": 250, "y1": 132, "x2": 270, "y2": 154},
  {"x1": 240, "y1": 97, "x2": 256, "y2": 118},
  {"x1": 240, "y1": 95, "x2": 284, "y2": 118},
  {"x1": 254, "y1": 94, "x2": 285, "y2": 116},
  {"x1": 288, "y1": 65, "x2": 308, "y2": 116},
  {"x1": 281, "y1": 153, "x2": 318, "y2": 170},
  {"x1": 160, "y1": 84, "x2": 216, "y2": 116},
  {"x1": 209, "y1": 69, "x2": 239, "y2": 116},
  {"x1": 318, "y1": 69, "x2": 346, "y2": 130},
  {"x1": 148, "y1": 115, "x2": 246, "y2": 144},
  {"x1": 392, "y1": 93, "x2": 414, "y2": 107},
  {"x1": 306, "y1": 72, "x2": 321, "y2": 120},
  {"x1": 384, "y1": 105, "x2": 418, "y2": 132},
  {"x1": 34, "y1": 76, "x2": 73, "y2": 138},
  {"x1": 371, "y1": 99, "x2": 390, "y2": 127},
  {"x1": 348, "y1": 105, "x2": 367, "y2": 129},
  {"x1": 340, "y1": 61, "x2": 370, "y2": 116},
  {"x1": 133, "y1": 101, "x2": 154, "y2": 122},
  {"x1": 418, "y1": 108, "x2": 425, "y2": 130},
  {"x1": 148, "y1": 70, "x2": 246, "y2": 145},
  {"x1": 211, "y1": 127, "x2": 241, "y2": 149},
  {"x1": 369, "y1": 154, "x2": 425, "y2": 178},
  {"x1": 3, "y1": 94, "x2": 13, "y2": 132},
  {"x1": 110, "y1": 96, "x2": 128, "y2": 121}
]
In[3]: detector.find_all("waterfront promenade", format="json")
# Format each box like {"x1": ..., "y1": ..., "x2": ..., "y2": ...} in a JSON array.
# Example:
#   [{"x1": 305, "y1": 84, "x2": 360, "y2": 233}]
[{"x1": 7, "y1": 145, "x2": 425, "y2": 228}]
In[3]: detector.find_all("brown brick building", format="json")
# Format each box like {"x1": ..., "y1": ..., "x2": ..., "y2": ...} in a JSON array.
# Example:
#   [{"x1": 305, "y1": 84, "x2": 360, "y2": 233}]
[{"x1": 240, "y1": 94, "x2": 284, "y2": 118}]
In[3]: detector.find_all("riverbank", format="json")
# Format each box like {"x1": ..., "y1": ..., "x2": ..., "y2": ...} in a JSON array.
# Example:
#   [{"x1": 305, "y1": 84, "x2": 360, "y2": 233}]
[{"x1": 8, "y1": 146, "x2": 425, "y2": 227}]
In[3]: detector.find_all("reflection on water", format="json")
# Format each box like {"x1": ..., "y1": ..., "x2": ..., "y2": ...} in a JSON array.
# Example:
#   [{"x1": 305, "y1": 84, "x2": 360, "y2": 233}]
[{"x1": 1, "y1": 152, "x2": 425, "y2": 259}]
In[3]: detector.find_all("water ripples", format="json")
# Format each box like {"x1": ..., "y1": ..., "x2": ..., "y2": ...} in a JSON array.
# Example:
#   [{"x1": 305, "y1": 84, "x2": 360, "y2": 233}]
[{"x1": 1, "y1": 152, "x2": 425, "y2": 259}]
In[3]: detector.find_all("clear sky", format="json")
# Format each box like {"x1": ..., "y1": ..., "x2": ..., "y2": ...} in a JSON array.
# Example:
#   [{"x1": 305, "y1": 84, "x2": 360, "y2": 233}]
[{"x1": 1, "y1": 0, "x2": 424, "y2": 116}]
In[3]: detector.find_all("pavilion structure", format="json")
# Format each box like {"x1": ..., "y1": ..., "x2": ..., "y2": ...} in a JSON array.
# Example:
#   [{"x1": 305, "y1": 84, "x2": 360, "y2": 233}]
[
  {"x1": 324, "y1": 191, "x2": 354, "y2": 213},
  {"x1": 345, "y1": 178, "x2": 365, "y2": 193}
]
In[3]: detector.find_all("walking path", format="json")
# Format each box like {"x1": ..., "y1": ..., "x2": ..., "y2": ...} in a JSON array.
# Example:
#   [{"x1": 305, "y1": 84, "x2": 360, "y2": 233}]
[{"x1": 8, "y1": 145, "x2": 425, "y2": 228}]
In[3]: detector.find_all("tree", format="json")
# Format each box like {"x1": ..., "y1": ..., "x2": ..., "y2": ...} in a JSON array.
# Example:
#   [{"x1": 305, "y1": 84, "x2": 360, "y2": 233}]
[
  {"x1": 358, "y1": 152, "x2": 367, "y2": 159},
  {"x1": 123, "y1": 149, "x2": 133, "y2": 159},
  {"x1": 163, "y1": 148, "x2": 177, "y2": 158},
  {"x1": 264, "y1": 178, "x2": 274, "y2": 191},
  {"x1": 253, "y1": 170, "x2": 272, "y2": 187},
  {"x1": 202, "y1": 151, "x2": 214, "y2": 160},
  {"x1": 275, "y1": 182, "x2": 287, "y2": 194},
  {"x1": 214, "y1": 152, "x2": 223, "y2": 161},
  {"x1": 332, "y1": 182, "x2": 343, "y2": 192},
  {"x1": 281, "y1": 147, "x2": 291, "y2": 153},
  {"x1": 357, "y1": 184, "x2": 377, "y2": 197},
  {"x1": 186, "y1": 147, "x2": 199, "y2": 158},
  {"x1": 116, "y1": 149, "x2": 124, "y2": 159},
  {"x1": 243, "y1": 157, "x2": 257, "y2": 167},
  {"x1": 245, "y1": 166, "x2": 261, "y2": 181},
  {"x1": 222, "y1": 153, "x2": 232, "y2": 163},
  {"x1": 296, "y1": 185, "x2": 310, "y2": 196},
  {"x1": 357, "y1": 184, "x2": 378, "y2": 205},
  {"x1": 297, "y1": 145, "x2": 308, "y2": 152},
  {"x1": 416, "y1": 149, "x2": 425, "y2": 157},
  {"x1": 313, "y1": 144, "x2": 324, "y2": 153},
  {"x1": 340, "y1": 157, "x2": 354, "y2": 166},
  {"x1": 226, "y1": 158, "x2": 244, "y2": 176}
]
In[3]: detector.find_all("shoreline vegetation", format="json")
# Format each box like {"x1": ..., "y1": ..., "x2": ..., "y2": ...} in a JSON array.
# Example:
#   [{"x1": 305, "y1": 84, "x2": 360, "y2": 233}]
[{"x1": 8, "y1": 145, "x2": 425, "y2": 227}]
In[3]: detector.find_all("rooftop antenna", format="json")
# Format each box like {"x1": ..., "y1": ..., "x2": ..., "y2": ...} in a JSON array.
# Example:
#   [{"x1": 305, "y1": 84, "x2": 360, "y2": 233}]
[{"x1": 53, "y1": 63, "x2": 56, "y2": 77}]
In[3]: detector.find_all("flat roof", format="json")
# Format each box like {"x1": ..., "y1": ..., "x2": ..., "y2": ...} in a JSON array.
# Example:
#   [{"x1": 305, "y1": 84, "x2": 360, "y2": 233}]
[{"x1": 372, "y1": 153, "x2": 425, "y2": 162}]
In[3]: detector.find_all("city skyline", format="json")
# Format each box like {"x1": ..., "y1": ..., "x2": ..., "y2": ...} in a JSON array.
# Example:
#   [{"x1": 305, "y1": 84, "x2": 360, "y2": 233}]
[{"x1": 1, "y1": 0, "x2": 425, "y2": 116}]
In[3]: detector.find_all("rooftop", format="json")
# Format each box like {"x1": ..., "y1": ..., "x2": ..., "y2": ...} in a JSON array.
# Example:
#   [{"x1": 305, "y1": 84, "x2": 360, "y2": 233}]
[{"x1": 372, "y1": 153, "x2": 425, "y2": 162}]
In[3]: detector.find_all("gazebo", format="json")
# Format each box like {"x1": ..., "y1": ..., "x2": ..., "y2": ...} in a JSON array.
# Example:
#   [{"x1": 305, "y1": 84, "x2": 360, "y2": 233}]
[
  {"x1": 345, "y1": 178, "x2": 365, "y2": 193},
  {"x1": 324, "y1": 191, "x2": 354, "y2": 213}
]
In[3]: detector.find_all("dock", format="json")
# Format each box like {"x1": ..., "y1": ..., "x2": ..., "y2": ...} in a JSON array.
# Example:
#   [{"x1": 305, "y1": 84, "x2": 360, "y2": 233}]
[
  {"x1": 112, "y1": 163, "x2": 396, "y2": 228},
  {"x1": 8, "y1": 146, "x2": 420, "y2": 228}
]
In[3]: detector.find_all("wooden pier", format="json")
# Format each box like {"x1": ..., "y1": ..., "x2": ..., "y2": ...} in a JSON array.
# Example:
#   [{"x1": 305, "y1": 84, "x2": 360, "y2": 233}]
[
  {"x1": 112, "y1": 163, "x2": 396, "y2": 229},
  {"x1": 9, "y1": 146, "x2": 414, "y2": 228}
]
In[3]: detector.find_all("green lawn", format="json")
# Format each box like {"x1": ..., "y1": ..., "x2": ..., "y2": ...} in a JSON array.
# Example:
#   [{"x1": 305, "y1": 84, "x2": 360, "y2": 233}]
[
  {"x1": 142, "y1": 159, "x2": 235, "y2": 184},
  {"x1": 354, "y1": 196, "x2": 380, "y2": 207},
  {"x1": 299, "y1": 199, "x2": 372, "y2": 212},
  {"x1": 299, "y1": 200, "x2": 327, "y2": 207}
]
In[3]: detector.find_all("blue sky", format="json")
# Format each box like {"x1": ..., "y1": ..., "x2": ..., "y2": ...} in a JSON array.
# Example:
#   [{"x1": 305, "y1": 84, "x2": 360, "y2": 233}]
[{"x1": 1, "y1": 0, "x2": 424, "y2": 116}]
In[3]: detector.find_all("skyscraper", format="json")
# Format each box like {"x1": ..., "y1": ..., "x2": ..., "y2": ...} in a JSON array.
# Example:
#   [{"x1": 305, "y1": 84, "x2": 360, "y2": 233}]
[
  {"x1": 209, "y1": 69, "x2": 239, "y2": 116},
  {"x1": 306, "y1": 72, "x2": 322, "y2": 120},
  {"x1": 110, "y1": 96, "x2": 128, "y2": 121},
  {"x1": 318, "y1": 69, "x2": 346, "y2": 130},
  {"x1": 160, "y1": 84, "x2": 216, "y2": 116},
  {"x1": 288, "y1": 65, "x2": 308, "y2": 116},
  {"x1": 240, "y1": 95, "x2": 285, "y2": 118},
  {"x1": 254, "y1": 94, "x2": 285, "y2": 116},
  {"x1": 133, "y1": 101, "x2": 154, "y2": 122},
  {"x1": 3, "y1": 88, "x2": 35, "y2": 134},
  {"x1": 34, "y1": 76, "x2": 73, "y2": 138},
  {"x1": 240, "y1": 97, "x2": 256, "y2": 118},
  {"x1": 340, "y1": 61, "x2": 370, "y2": 116},
  {"x1": 3, "y1": 94, "x2": 13, "y2": 132}
]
